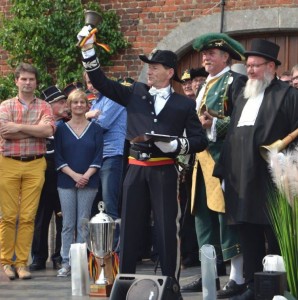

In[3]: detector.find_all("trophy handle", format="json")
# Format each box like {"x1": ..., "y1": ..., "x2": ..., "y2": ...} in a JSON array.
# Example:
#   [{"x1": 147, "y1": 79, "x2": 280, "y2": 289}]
[
  {"x1": 113, "y1": 219, "x2": 121, "y2": 253},
  {"x1": 81, "y1": 218, "x2": 91, "y2": 250}
]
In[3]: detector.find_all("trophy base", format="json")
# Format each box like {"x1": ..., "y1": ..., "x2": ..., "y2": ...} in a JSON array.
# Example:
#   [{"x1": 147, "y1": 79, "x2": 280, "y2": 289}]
[{"x1": 89, "y1": 283, "x2": 112, "y2": 297}]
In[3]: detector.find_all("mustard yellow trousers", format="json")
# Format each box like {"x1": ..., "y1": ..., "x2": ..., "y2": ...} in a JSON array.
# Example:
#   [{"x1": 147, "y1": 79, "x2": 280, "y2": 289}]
[{"x1": 0, "y1": 156, "x2": 46, "y2": 267}]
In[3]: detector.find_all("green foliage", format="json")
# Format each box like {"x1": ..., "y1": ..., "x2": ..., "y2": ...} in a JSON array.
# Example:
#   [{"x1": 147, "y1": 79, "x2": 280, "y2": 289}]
[
  {"x1": 0, "y1": 74, "x2": 18, "y2": 102},
  {"x1": 0, "y1": 0, "x2": 130, "y2": 100},
  {"x1": 269, "y1": 190, "x2": 298, "y2": 298},
  {"x1": 268, "y1": 150, "x2": 298, "y2": 298}
]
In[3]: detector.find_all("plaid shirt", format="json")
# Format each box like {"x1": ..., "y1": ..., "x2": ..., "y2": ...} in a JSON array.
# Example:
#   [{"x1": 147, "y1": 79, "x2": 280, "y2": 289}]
[{"x1": 0, "y1": 97, "x2": 55, "y2": 156}]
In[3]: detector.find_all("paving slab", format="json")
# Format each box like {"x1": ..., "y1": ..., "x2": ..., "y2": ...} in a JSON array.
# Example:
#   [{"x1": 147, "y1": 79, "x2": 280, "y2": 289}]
[{"x1": 0, "y1": 261, "x2": 229, "y2": 300}]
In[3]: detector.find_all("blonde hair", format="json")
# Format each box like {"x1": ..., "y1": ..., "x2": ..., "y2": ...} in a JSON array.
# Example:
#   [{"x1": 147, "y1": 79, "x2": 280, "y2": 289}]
[{"x1": 67, "y1": 89, "x2": 88, "y2": 106}]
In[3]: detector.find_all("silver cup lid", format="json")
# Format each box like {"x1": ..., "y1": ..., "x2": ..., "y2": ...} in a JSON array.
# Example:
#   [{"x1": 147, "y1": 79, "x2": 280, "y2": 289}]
[{"x1": 89, "y1": 201, "x2": 114, "y2": 224}]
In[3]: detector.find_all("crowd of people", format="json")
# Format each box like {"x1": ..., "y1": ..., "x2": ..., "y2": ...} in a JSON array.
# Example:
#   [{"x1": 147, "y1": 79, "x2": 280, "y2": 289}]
[{"x1": 0, "y1": 28, "x2": 298, "y2": 300}]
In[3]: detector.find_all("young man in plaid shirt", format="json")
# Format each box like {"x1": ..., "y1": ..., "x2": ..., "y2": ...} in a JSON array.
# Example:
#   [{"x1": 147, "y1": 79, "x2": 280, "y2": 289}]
[{"x1": 0, "y1": 63, "x2": 55, "y2": 280}]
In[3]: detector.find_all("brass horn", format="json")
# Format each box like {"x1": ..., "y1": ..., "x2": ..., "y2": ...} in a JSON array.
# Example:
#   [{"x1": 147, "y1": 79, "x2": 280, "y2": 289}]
[
  {"x1": 84, "y1": 10, "x2": 102, "y2": 28},
  {"x1": 259, "y1": 128, "x2": 298, "y2": 162}
]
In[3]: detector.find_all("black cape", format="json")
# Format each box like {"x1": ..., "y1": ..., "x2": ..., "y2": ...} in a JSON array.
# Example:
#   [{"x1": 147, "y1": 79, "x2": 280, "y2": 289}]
[{"x1": 214, "y1": 79, "x2": 298, "y2": 224}]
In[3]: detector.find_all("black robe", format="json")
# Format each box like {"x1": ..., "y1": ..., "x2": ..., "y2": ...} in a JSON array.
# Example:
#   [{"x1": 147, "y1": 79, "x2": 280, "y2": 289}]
[{"x1": 215, "y1": 78, "x2": 298, "y2": 225}]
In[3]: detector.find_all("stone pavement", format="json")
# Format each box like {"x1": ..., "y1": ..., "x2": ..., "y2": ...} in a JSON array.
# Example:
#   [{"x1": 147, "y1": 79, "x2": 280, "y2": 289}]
[{"x1": 0, "y1": 260, "x2": 230, "y2": 300}]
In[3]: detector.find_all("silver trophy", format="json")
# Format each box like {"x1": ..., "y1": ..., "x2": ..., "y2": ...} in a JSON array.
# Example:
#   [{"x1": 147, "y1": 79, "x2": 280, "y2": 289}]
[{"x1": 85, "y1": 201, "x2": 120, "y2": 297}]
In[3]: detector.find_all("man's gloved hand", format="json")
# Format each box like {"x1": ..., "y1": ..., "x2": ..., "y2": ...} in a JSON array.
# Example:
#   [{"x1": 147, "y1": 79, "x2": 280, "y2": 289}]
[
  {"x1": 77, "y1": 25, "x2": 95, "y2": 47},
  {"x1": 155, "y1": 140, "x2": 178, "y2": 153}
]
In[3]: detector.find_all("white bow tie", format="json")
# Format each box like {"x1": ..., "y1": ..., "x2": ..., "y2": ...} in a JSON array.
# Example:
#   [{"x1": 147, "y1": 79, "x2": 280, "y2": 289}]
[{"x1": 148, "y1": 87, "x2": 170, "y2": 99}]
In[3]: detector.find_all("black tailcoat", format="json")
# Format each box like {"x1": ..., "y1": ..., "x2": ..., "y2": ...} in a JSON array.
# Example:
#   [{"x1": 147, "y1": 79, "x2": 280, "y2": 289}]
[{"x1": 82, "y1": 55, "x2": 208, "y2": 279}]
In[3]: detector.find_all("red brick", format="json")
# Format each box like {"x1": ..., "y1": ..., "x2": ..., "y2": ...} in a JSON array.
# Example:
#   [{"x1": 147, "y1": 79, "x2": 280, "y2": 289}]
[{"x1": 0, "y1": 0, "x2": 297, "y2": 78}]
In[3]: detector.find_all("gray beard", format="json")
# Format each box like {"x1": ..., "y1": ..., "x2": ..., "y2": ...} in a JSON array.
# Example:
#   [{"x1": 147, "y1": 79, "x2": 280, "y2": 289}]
[{"x1": 244, "y1": 72, "x2": 272, "y2": 99}]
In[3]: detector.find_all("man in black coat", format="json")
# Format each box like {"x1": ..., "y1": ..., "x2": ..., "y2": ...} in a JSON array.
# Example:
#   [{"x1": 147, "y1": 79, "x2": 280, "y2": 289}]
[
  {"x1": 77, "y1": 27, "x2": 208, "y2": 298},
  {"x1": 214, "y1": 39, "x2": 298, "y2": 300}
]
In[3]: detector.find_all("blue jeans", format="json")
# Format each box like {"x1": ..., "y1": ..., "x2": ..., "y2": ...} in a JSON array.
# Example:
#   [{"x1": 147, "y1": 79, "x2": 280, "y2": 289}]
[
  {"x1": 100, "y1": 155, "x2": 123, "y2": 220},
  {"x1": 99, "y1": 155, "x2": 123, "y2": 250}
]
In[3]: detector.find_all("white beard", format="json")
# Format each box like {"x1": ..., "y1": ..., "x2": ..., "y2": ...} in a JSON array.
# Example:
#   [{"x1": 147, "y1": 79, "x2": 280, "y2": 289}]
[{"x1": 244, "y1": 72, "x2": 272, "y2": 99}]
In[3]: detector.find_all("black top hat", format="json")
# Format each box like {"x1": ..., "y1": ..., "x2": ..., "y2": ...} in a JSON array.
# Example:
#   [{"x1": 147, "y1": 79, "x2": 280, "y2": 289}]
[
  {"x1": 190, "y1": 67, "x2": 209, "y2": 80},
  {"x1": 244, "y1": 39, "x2": 281, "y2": 65},
  {"x1": 63, "y1": 82, "x2": 84, "y2": 98},
  {"x1": 139, "y1": 49, "x2": 182, "y2": 82},
  {"x1": 41, "y1": 86, "x2": 66, "y2": 104}
]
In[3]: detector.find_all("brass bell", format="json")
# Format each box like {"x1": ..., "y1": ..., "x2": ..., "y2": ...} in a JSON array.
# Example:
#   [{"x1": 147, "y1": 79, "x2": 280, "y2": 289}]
[{"x1": 84, "y1": 10, "x2": 102, "y2": 28}]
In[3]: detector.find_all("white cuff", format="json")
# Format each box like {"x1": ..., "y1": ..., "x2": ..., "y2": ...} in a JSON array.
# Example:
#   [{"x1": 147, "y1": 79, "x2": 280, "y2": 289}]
[
  {"x1": 82, "y1": 48, "x2": 96, "y2": 59},
  {"x1": 207, "y1": 117, "x2": 217, "y2": 142}
]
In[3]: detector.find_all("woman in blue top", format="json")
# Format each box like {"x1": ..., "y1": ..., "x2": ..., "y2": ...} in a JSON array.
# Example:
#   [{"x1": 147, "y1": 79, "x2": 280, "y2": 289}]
[{"x1": 55, "y1": 89, "x2": 103, "y2": 277}]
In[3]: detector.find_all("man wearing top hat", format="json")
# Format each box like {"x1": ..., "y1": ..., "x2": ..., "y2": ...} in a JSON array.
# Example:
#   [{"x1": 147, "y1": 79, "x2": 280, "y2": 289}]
[
  {"x1": 214, "y1": 39, "x2": 298, "y2": 299},
  {"x1": 181, "y1": 33, "x2": 248, "y2": 298},
  {"x1": 30, "y1": 86, "x2": 68, "y2": 272},
  {"x1": 77, "y1": 26, "x2": 208, "y2": 296}
]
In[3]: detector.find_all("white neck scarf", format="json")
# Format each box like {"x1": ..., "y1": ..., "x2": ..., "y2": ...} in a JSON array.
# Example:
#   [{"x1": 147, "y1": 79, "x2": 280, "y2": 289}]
[
  {"x1": 237, "y1": 92, "x2": 265, "y2": 127},
  {"x1": 149, "y1": 85, "x2": 171, "y2": 115},
  {"x1": 148, "y1": 86, "x2": 171, "y2": 99}
]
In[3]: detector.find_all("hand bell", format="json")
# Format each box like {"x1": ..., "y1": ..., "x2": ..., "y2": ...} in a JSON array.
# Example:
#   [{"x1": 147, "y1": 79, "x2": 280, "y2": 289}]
[{"x1": 84, "y1": 10, "x2": 102, "y2": 28}]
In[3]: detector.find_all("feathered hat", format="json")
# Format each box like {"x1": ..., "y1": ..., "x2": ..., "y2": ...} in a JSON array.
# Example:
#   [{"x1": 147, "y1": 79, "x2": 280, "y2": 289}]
[{"x1": 193, "y1": 33, "x2": 245, "y2": 61}]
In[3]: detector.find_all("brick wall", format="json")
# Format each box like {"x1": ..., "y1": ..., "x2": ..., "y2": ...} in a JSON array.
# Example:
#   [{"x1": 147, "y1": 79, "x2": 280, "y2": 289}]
[{"x1": 0, "y1": 0, "x2": 297, "y2": 80}]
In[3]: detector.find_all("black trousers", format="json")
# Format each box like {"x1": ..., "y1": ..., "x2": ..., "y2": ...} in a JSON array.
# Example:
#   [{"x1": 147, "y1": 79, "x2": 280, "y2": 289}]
[
  {"x1": 31, "y1": 168, "x2": 62, "y2": 263},
  {"x1": 119, "y1": 163, "x2": 181, "y2": 279},
  {"x1": 179, "y1": 174, "x2": 198, "y2": 260},
  {"x1": 238, "y1": 223, "x2": 280, "y2": 287}
]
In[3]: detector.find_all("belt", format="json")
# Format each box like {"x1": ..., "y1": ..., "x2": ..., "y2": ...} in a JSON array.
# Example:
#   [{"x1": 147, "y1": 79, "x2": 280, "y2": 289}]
[
  {"x1": 129, "y1": 149, "x2": 152, "y2": 161},
  {"x1": 6, "y1": 154, "x2": 44, "y2": 162},
  {"x1": 129, "y1": 148, "x2": 172, "y2": 161},
  {"x1": 128, "y1": 157, "x2": 175, "y2": 166}
]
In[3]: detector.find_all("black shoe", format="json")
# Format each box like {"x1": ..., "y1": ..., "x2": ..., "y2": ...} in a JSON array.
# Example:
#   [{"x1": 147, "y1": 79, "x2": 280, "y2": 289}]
[
  {"x1": 52, "y1": 255, "x2": 62, "y2": 270},
  {"x1": 229, "y1": 288, "x2": 255, "y2": 300},
  {"x1": 52, "y1": 260, "x2": 62, "y2": 270},
  {"x1": 181, "y1": 256, "x2": 200, "y2": 269},
  {"x1": 180, "y1": 277, "x2": 220, "y2": 293},
  {"x1": 217, "y1": 279, "x2": 246, "y2": 299},
  {"x1": 29, "y1": 262, "x2": 46, "y2": 271}
]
